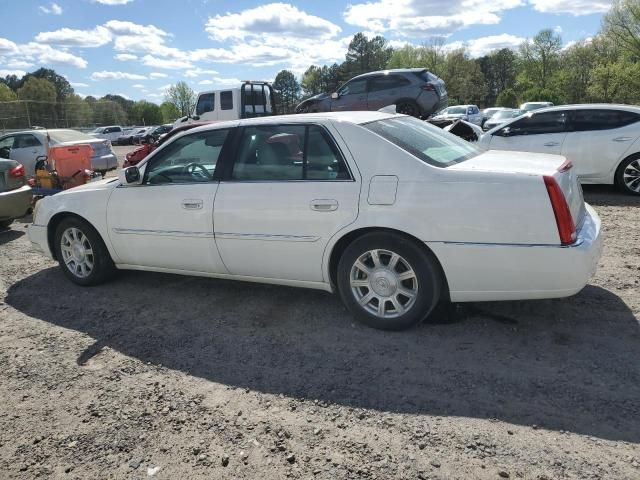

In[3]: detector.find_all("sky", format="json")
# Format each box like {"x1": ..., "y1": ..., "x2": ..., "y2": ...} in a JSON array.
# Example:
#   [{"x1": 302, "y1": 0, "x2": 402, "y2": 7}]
[{"x1": 0, "y1": 0, "x2": 610, "y2": 103}]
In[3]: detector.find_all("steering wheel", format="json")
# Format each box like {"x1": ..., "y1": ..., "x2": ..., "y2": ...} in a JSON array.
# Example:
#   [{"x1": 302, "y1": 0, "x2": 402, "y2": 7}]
[{"x1": 184, "y1": 162, "x2": 211, "y2": 180}]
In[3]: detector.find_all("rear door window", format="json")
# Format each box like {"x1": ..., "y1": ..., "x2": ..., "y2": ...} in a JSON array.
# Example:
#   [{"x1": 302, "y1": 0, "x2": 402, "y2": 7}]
[
  {"x1": 220, "y1": 91, "x2": 233, "y2": 110},
  {"x1": 570, "y1": 109, "x2": 640, "y2": 131},
  {"x1": 14, "y1": 134, "x2": 42, "y2": 148},
  {"x1": 369, "y1": 75, "x2": 411, "y2": 92},
  {"x1": 196, "y1": 93, "x2": 215, "y2": 115},
  {"x1": 503, "y1": 111, "x2": 568, "y2": 136},
  {"x1": 338, "y1": 79, "x2": 367, "y2": 96}
]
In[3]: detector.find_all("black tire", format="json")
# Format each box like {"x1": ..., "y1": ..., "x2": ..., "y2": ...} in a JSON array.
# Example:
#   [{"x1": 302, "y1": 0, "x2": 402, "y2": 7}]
[
  {"x1": 337, "y1": 232, "x2": 442, "y2": 331},
  {"x1": 54, "y1": 217, "x2": 116, "y2": 286},
  {"x1": 396, "y1": 101, "x2": 420, "y2": 118},
  {"x1": 0, "y1": 219, "x2": 12, "y2": 229},
  {"x1": 615, "y1": 154, "x2": 640, "y2": 195}
]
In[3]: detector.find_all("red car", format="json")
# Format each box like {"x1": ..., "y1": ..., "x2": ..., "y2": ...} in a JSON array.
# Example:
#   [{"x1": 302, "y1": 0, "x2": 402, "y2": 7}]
[{"x1": 123, "y1": 122, "x2": 216, "y2": 168}]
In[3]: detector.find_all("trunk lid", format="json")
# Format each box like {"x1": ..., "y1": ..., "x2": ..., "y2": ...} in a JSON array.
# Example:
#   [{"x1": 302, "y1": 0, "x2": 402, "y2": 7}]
[
  {"x1": 0, "y1": 159, "x2": 26, "y2": 192},
  {"x1": 449, "y1": 149, "x2": 585, "y2": 228}
]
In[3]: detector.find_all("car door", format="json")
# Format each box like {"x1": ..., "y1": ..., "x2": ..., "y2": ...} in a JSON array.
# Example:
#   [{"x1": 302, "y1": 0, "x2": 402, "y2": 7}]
[
  {"x1": 562, "y1": 109, "x2": 640, "y2": 182},
  {"x1": 367, "y1": 74, "x2": 412, "y2": 110},
  {"x1": 213, "y1": 122, "x2": 360, "y2": 282},
  {"x1": 106, "y1": 127, "x2": 234, "y2": 273},
  {"x1": 10, "y1": 133, "x2": 45, "y2": 176},
  {"x1": 0, "y1": 136, "x2": 14, "y2": 160},
  {"x1": 110, "y1": 127, "x2": 122, "y2": 142},
  {"x1": 489, "y1": 110, "x2": 568, "y2": 155},
  {"x1": 330, "y1": 79, "x2": 368, "y2": 111}
]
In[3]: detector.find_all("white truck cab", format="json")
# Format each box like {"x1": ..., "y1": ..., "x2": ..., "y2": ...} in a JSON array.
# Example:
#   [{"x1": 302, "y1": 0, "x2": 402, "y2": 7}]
[{"x1": 173, "y1": 81, "x2": 276, "y2": 128}]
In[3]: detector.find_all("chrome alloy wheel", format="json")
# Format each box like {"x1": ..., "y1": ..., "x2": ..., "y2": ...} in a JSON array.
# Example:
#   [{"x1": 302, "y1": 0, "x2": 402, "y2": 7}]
[
  {"x1": 624, "y1": 159, "x2": 640, "y2": 193},
  {"x1": 350, "y1": 249, "x2": 419, "y2": 319},
  {"x1": 60, "y1": 227, "x2": 94, "y2": 278}
]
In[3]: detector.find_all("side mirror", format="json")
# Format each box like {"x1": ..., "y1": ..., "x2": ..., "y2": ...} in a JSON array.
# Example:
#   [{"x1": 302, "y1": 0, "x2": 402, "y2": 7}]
[
  {"x1": 331, "y1": 92, "x2": 339, "y2": 100},
  {"x1": 497, "y1": 127, "x2": 511, "y2": 137},
  {"x1": 119, "y1": 166, "x2": 141, "y2": 185}
]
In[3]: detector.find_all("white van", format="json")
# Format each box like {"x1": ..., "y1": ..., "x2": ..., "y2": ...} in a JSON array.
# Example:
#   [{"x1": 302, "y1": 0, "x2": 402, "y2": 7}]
[{"x1": 173, "y1": 81, "x2": 276, "y2": 128}]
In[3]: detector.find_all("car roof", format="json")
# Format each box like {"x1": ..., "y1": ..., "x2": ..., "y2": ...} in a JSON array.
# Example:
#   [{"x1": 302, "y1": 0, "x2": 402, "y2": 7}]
[
  {"x1": 351, "y1": 68, "x2": 426, "y2": 80},
  {"x1": 532, "y1": 103, "x2": 640, "y2": 114}
]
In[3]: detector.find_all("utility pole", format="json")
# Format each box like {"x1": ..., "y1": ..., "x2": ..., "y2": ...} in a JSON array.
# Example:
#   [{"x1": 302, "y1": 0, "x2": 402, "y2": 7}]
[{"x1": 24, "y1": 101, "x2": 31, "y2": 128}]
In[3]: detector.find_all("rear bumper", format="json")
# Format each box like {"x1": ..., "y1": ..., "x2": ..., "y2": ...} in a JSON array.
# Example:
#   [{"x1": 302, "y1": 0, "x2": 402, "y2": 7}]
[
  {"x1": 27, "y1": 223, "x2": 53, "y2": 258},
  {"x1": 92, "y1": 153, "x2": 118, "y2": 172},
  {"x1": 0, "y1": 185, "x2": 32, "y2": 221},
  {"x1": 428, "y1": 204, "x2": 603, "y2": 302}
]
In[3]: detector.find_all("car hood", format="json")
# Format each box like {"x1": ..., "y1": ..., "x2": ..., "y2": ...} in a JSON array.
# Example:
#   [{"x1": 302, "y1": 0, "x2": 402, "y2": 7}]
[
  {"x1": 449, "y1": 149, "x2": 567, "y2": 176},
  {"x1": 54, "y1": 177, "x2": 119, "y2": 196}
]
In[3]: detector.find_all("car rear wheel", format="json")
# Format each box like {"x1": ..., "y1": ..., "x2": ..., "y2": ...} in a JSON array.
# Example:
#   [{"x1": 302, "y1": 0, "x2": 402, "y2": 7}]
[
  {"x1": 396, "y1": 101, "x2": 420, "y2": 117},
  {"x1": 54, "y1": 217, "x2": 116, "y2": 286},
  {"x1": 337, "y1": 232, "x2": 441, "y2": 331},
  {"x1": 616, "y1": 155, "x2": 640, "y2": 195}
]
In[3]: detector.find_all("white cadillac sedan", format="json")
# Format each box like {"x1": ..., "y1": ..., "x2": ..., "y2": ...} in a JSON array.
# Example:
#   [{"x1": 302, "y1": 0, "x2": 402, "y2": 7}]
[
  {"x1": 29, "y1": 112, "x2": 603, "y2": 331},
  {"x1": 478, "y1": 104, "x2": 640, "y2": 195}
]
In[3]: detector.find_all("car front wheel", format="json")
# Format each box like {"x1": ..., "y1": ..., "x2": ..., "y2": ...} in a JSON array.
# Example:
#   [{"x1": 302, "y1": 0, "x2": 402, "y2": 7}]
[
  {"x1": 54, "y1": 217, "x2": 116, "y2": 286},
  {"x1": 337, "y1": 232, "x2": 442, "y2": 331}
]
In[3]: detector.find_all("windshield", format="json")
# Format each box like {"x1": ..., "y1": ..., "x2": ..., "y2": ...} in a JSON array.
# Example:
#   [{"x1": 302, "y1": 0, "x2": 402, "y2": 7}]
[
  {"x1": 494, "y1": 110, "x2": 516, "y2": 119},
  {"x1": 49, "y1": 130, "x2": 95, "y2": 143},
  {"x1": 364, "y1": 116, "x2": 479, "y2": 167},
  {"x1": 445, "y1": 107, "x2": 466, "y2": 115},
  {"x1": 91, "y1": 127, "x2": 104, "y2": 133}
]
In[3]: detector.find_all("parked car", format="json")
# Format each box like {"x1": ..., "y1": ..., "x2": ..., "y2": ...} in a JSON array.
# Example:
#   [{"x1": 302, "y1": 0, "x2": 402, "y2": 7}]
[
  {"x1": 132, "y1": 127, "x2": 155, "y2": 145},
  {"x1": 520, "y1": 102, "x2": 554, "y2": 112},
  {"x1": 144, "y1": 124, "x2": 173, "y2": 144},
  {"x1": 123, "y1": 122, "x2": 215, "y2": 168},
  {"x1": 480, "y1": 107, "x2": 503, "y2": 128},
  {"x1": 478, "y1": 104, "x2": 640, "y2": 195},
  {"x1": 174, "y1": 81, "x2": 276, "y2": 128},
  {"x1": 0, "y1": 159, "x2": 31, "y2": 229},
  {"x1": 89, "y1": 126, "x2": 123, "y2": 143},
  {"x1": 295, "y1": 69, "x2": 448, "y2": 118},
  {"x1": 114, "y1": 128, "x2": 136, "y2": 145},
  {"x1": 482, "y1": 108, "x2": 524, "y2": 131},
  {"x1": 29, "y1": 111, "x2": 602, "y2": 331},
  {"x1": 0, "y1": 129, "x2": 118, "y2": 176},
  {"x1": 430, "y1": 105, "x2": 483, "y2": 125}
]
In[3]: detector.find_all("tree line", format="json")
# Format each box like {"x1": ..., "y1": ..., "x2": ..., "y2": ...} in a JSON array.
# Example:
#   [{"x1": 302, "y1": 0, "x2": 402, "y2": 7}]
[{"x1": 273, "y1": 0, "x2": 640, "y2": 112}]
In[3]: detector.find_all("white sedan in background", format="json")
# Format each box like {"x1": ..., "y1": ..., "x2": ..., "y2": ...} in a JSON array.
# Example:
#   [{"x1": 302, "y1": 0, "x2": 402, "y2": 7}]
[
  {"x1": 29, "y1": 112, "x2": 602, "y2": 331},
  {"x1": 478, "y1": 104, "x2": 640, "y2": 195}
]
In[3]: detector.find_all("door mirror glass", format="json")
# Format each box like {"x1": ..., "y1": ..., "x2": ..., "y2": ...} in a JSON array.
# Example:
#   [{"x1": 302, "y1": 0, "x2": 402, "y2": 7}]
[
  {"x1": 122, "y1": 166, "x2": 141, "y2": 184},
  {"x1": 331, "y1": 92, "x2": 339, "y2": 99}
]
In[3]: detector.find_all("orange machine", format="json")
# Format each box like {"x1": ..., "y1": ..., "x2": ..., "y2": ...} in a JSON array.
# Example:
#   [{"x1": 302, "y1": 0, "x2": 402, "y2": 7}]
[{"x1": 46, "y1": 144, "x2": 94, "y2": 190}]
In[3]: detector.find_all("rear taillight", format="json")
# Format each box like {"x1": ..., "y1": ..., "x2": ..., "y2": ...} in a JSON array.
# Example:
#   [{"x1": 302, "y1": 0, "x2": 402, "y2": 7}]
[
  {"x1": 9, "y1": 164, "x2": 25, "y2": 178},
  {"x1": 421, "y1": 84, "x2": 436, "y2": 91},
  {"x1": 544, "y1": 175, "x2": 576, "y2": 246}
]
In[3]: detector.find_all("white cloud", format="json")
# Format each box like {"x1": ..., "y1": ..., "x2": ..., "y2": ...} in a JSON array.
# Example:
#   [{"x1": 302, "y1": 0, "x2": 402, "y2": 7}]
[
  {"x1": 184, "y1": 68, "x2": 219, "y2": 78},
  {"x1": 90, "y1": 70, "x2": 147, "y2": 80},
  {"x1": 343, "y1": 0, "x2": 524, "y2": 37},
  {"x1": 198, "y1": 80, "x2": 214, "y2": 85},
  {"x1": 18, "y1": 43, "x2": 88, "y2": 68},
  {"x1": 206, "y1": 3, "x2": 341, "y2": 41},
  {"x1": 554, "y1": 25, "x2": 563, "y2": 33},
  {"x1": 39, "y1": 2, "x2": 63, "y2": 15},
  {"x1": 132, "y1": 83, "x2": 145, "y2": 88},
  {"x1": 149, "y1": 72, "x2": 168, "y2": 78},
  {"x1": 450, "y1": 33, "x2": 526, "y2": 57},
  {"x1": 70, "y1": 82, "x2": 89, "y2": 87},
  {"x1": 0, "y1": 38, "x2": 19, "y2": 54},
  {"x1": 0, "y1": 69, "x2": 26, "y2": 77},
  {"x1": 197, "y1": 77, "x2": 242, "y2": 87},
  {"x1": 528, "y1": 0, "x2": 610, "y2": 15},
  {"x1": 93, "y1": 0, "x2": 134, "y2": 4},
  {"x1": 4, "y1": 59, "x2": 33, "y2": 69},
  {"x1": 35, "y1": 26, "x2": 112, "y2": 47},
  {"x1": 115, "y1": 53, "x2": 137, "y2": 61},
  {"x1": 141, "y1": 55, "x2": 193, "y2": 69}
]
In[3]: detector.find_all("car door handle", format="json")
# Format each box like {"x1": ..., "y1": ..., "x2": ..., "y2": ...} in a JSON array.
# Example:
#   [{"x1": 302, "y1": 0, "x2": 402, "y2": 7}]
[
  {"x1": 544, "y1": 142, "x2": 560, "y2": 147},
  {"x1": 310, "y1": 199, "x2": 338, "y2": 212},
  {"x1": 613, "y1": 136, "x2": 633, "y2": 142},
  {"x1": 181, "y1": 199, "x2": 203, "y2": 210}
]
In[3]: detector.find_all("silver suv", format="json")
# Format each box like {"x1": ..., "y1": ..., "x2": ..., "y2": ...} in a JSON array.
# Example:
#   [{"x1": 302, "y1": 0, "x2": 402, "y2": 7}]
[{"x1": 295, "y1": 68, "x2": 448, "y2": 118}]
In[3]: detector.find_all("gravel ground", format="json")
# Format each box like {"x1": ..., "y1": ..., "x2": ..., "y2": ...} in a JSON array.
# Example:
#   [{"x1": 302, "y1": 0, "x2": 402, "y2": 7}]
[{"x1": 0, "y1": 147, "x2": 639, "y2": 479}]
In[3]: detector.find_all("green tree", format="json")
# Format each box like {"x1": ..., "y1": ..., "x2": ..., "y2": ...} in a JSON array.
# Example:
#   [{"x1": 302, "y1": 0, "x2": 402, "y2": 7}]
[
  {"x1": 273, "y1": 69, "x2": 301, "y2": 114},
  {"x1": 63, "y1": 94, "x2": 93, "y2": 127},
  {"x1": 17, "y1": 77, "x2": 57, "y2": 127},
  {"x1": 603, "y1": 0, "x2": 640, "y2": 59},
  {"x1": 554, "y1": 41, "x2": 597, "y2": 103},
  {"x1": 103, "y1": 94, "x2": 134, "y2": 122},
  {"x1": 131, "y1": 100, "x2": 163, "y2": 125},
  {"x1": 344, "y1": 33, "x2": 393, "y2": 77},
  {"x1": 0, "y1": 83, "x2": 19, "y2": 129},
  {"x1": 160, "y1": 101, "x2": 180, "y2": 123},
  {"x1": 0, "y1": 83, "x2": 17, "y2": 102},
  {"x1": 519, "y1": 29, "x2": 563, "y2": 90},
  {"x1": 439, "y1": 49, "x2": 487, "y2": 105},
  {"x1": 93, "y1": 100, "x2": 127, "y2": 126},
  {"x1": 479, "y1": 48, "x2": 517, "y2": 105},
  {"x1": 495, "y1": 88, "x2": 518, "y2": 108},
  {"x1": 165, "y1": 81, "x2": 196, "y2": 117},
  {"x1": 21, "y1": 68, "x2": 74, "y2": 101}
]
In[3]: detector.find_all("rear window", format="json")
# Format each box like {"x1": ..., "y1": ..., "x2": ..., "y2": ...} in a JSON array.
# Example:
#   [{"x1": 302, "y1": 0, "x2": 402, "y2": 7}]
[
  {"x1": 364, "y1": 116, "x2": 479, "y2": 167},
  {"x1": 220, "y1": 91, "x2": 233, "y2": 110},
  {"x1": 49, "y1": 130, "x2": 95, "y2": 143},
  {"x1": 570, "y1": 109, "x2": 640, "y2": 131}
]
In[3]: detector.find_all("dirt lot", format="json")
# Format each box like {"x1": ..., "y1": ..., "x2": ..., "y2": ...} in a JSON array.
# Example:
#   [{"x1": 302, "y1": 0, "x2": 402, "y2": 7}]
[{"x1": 0, "y1": 147, "x2": 639, "y2": 479}]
